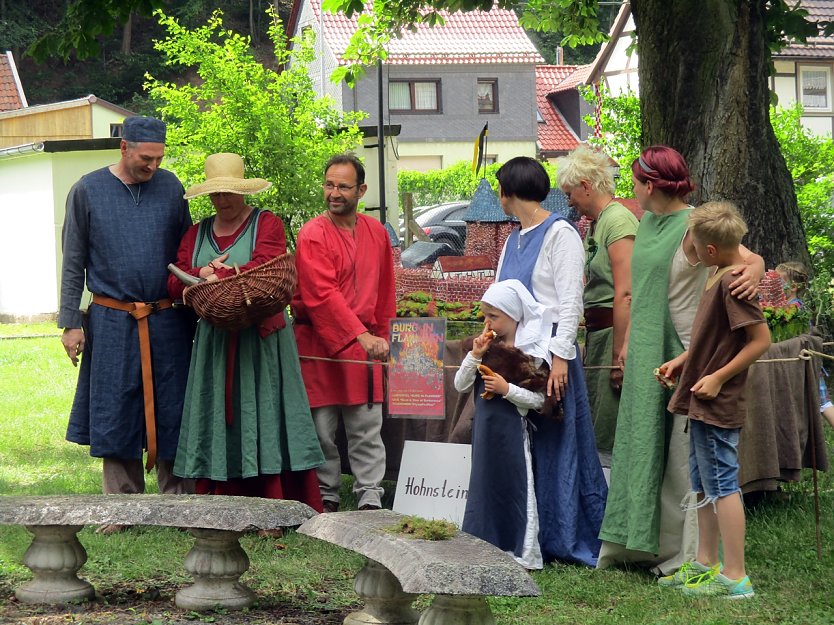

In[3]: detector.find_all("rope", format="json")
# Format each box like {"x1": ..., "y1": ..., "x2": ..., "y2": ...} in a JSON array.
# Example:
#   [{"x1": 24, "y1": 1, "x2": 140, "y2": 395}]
[
  {"x1": 299, "y1": 349, "x2": 828, "y2": 369},
  {"x1": 0, "y1": 334, "x2": 61, "y2": 340}
]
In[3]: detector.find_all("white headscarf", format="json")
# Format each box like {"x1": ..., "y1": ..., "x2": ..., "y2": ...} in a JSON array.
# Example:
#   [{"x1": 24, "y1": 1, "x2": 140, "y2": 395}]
[{"x1": 481, "y1": 279, "x2": 552, "y2": 366}]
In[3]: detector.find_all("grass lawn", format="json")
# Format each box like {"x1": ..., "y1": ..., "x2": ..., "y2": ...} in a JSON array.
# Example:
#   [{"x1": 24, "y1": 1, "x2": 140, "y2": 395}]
[{"x1": 0, "y1": 324, "x2": 832, "y2": 624}]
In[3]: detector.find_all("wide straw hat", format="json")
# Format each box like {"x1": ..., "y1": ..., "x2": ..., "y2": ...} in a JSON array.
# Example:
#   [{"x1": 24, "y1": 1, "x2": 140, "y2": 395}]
[{"x1": 184, "y1": 153, "x2": 272, "y2": 199}]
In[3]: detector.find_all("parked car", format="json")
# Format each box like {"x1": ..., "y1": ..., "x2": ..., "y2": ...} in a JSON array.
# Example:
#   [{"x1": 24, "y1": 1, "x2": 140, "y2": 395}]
[{"x1": 399, "y1": 201, "x2": 470, "y2": 253}]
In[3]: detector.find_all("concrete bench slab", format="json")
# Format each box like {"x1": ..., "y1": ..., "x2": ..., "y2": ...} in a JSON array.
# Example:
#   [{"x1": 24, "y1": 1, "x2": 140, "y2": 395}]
[
  {"x1": 0, "y1": 494, "x2": 315, "y2": 610},
  {"x1": 298, "y1": 510, "x2": 539, "y2": 625}
]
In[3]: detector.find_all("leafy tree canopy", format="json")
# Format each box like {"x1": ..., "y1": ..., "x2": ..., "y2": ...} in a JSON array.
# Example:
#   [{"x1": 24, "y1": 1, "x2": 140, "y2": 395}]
[{"x1": 146, "y1": 8, "x2": 365, "y2": 242}]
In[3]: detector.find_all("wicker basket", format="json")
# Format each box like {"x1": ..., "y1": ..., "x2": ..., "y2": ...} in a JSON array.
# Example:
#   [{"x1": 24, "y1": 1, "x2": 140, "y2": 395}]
[{"x1": 185, "y1": 253, "x2": 297, "y2": 331}]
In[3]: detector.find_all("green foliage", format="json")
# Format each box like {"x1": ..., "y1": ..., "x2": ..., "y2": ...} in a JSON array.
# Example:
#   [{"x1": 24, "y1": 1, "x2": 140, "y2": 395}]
[
  {"x1": 771, "y1": 104, "x2": 834, "y2": 275},
  {"x1": 580, "y1": 85, "x2": 641, "y2": 197},
  {"x1": 28, "y1": 0, "x2": 165, "y2": 61},
  {"x1": 398, "y1": 161, "x2": 499, "y2": 207},
  {"x1": 145, "y1": 9, "x2": 365, "y2": 237},
  {"x1": 762, "y1": 303, "x2": 810, "y2": 343},
  {"x1": 808, "y1": 268, "x2": 834, "y2": 332},
  {"x1": 396, "y1": 292, "x2": 484, "y2": 322},
  {"x1": 0, "y1": 1, "x2": 42, "y2": 51},
  {"x1": 398, "y1": 160, "x2": 557, "y2": 208}
]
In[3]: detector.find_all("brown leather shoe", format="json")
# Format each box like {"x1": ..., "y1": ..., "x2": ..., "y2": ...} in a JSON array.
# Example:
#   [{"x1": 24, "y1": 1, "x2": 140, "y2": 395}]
[
  {"x1": 358, "y1": 504, "x2": 381, "y2": 511},
  {"x1": 322, "y1": 500, "x2": 339, "y2": 513}
]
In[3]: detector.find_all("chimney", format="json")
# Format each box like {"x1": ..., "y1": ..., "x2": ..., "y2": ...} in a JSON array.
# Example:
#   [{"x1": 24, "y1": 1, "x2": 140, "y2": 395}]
[{"x1": 556, "y1": 46, "x2": 564, "y2": 65}]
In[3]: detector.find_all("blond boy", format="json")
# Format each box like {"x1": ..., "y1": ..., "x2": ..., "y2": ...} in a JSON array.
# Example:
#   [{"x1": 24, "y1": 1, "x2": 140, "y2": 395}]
[{"x1": 658, "y1": 202, "x2": 771, "y2": 598}]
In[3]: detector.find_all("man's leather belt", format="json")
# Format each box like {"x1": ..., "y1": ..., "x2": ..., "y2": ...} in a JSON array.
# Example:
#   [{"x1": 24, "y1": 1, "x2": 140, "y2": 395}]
[
  {"x1": 92, "y1": 294, "x2": 173, "y2": 472},
  {"x1": 584, "y1": 307, "x2": 614, "y2": 333}
]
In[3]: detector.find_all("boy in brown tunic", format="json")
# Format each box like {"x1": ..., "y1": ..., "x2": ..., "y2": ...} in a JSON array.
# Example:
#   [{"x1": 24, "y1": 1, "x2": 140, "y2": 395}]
[{"x1": 658, "y1": 202, "x2": 771, "y2": 598}]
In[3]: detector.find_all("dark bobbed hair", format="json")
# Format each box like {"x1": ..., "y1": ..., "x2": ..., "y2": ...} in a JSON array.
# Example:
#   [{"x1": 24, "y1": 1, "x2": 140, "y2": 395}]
[
  {"x1": 324, "y1": 153, "x2": 365, "y2": 185},
  {"x1": 496, "y1": 156, "x2": 550, "y2": 203},
  {"x1": 631, "y1": 145, "x2": 695, "y2": 198}
]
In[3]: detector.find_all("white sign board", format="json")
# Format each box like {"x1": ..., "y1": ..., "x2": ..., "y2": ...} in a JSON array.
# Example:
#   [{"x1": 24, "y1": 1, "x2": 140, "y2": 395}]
[{"x1": 393, "y1": 441, "x2": 472, "y2": 526}]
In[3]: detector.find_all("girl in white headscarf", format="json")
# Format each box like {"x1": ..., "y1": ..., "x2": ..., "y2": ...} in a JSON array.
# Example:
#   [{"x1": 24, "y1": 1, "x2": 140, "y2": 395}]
[{"x1": 454, "y1": 279, "x2": 556, "y2": 569}]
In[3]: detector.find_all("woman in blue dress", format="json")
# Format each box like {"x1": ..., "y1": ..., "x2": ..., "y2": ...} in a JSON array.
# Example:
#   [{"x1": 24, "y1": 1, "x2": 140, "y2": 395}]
[{"x1": 488, "y1": 156, "x2": 608, "y2": 566}]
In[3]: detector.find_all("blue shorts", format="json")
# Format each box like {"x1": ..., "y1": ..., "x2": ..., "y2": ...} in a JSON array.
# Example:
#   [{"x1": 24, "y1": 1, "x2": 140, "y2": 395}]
[{"x1": 688, "y1": 419, "x2": 741, "y2": 501}]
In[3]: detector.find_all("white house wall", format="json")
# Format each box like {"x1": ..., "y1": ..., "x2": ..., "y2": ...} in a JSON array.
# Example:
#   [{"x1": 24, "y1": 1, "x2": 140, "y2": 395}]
[
  {"x1": 395, "y1": 140, "x2": 536, "y2": 169},
  {"x1": 0, "y1": 147, "x2": 121, "y2": 319},
  {"x1": 771, "y1": 59, "x2": 834, "y2": 137},
  {"x1": 800, "y1": 115, "x2": 833, "y2": 136},
  {"x1": 601, "y1": 14, "x2": 638, "y2": 97},
  {"x1": 90, "y1": 106, "x2": 127, "y2": 139},
  {"x1": 0, "y1": 155, "x2": 56, "y2": 317},
  {"x1": 296, "y1": 0, "x2": 342, "y2": 106}
]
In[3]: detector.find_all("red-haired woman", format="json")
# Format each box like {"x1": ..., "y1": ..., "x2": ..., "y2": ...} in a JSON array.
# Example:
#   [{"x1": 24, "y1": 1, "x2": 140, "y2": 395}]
[{"x1": 597, "y1": 146, "x2": 764, "y2": 576}]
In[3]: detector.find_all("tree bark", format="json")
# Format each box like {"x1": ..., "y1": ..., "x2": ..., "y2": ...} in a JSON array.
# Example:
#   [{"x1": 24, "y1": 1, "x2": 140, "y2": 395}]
[
  {"x1": 121, "y1": 12, "x2": 133, "y2": 56},
  {"x1": 250, "y1": 0, "x2": 257, "y2": 44},
  {"x1": 632, "y1": 0, "x2": 809, "y2": 267}
]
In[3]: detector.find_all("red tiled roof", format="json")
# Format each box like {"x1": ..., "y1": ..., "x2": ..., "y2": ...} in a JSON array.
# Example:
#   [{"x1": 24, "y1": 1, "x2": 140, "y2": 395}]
[
  {"x1": 536, "y1": 65, "x2": 580, "y2": 153},
  {"x1": 0, "y1": 52, "x2": 26, "y2": 112},
  {"x1": 308, "y1": 0, "x2": 543, "y2": 65},
  {"x1": 780, "y1": 2, "x2": 834, "y2": 57}
]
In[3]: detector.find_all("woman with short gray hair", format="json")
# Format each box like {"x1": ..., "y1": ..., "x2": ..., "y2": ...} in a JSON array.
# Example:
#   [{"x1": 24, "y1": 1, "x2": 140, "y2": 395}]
[{"x1": 557, "y1": 146, "x2": 638, "y2": 464}]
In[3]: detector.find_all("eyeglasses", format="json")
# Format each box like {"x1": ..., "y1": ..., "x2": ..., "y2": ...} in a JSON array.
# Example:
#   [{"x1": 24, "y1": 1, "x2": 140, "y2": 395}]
[{"x1": 323, "y1": 183, "x2": 359, "y2": 193}]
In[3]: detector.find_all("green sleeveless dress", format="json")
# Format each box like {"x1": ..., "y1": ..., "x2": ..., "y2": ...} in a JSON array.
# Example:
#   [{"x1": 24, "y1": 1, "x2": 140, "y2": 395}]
[
  {"x1": 598, "y1": 209, "x2": 690, "y2": 555},
  {"x1": 174, "y1": 210, "x2": 324, "y2": 481}
]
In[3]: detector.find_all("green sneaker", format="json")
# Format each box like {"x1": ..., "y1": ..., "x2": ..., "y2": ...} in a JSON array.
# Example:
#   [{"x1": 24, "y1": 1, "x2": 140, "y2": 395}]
[
  {"x1": 682, "y1": 573, "x2": 755, "y2": 599},
  {"x1": 657, "y1": 561, "x2": 720, "y2": 588}
]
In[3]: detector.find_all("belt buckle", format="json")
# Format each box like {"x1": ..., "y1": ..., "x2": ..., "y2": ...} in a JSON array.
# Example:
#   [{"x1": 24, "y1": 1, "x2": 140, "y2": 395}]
[{"x1": 148, "y1": 301, "x2": 160, "y2": 313}]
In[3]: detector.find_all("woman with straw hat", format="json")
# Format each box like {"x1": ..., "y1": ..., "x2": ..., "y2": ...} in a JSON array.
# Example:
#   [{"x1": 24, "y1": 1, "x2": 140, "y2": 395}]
[{"x1": 167, "y1": 153, "x2": 324, "y2": 512}]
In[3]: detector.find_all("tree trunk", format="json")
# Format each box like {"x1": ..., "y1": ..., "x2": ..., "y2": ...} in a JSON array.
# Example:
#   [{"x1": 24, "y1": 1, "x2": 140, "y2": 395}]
[
  {"x1": 632, "y1": 0, "x2": 809, "y2": 268},
  {"x1": 121, "y1": 12, "x2": 133, "y2": 56}
]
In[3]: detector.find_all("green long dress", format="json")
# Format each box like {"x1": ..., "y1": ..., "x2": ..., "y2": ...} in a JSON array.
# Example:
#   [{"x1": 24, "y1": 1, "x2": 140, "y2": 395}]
[
  {"x1": 174, "y1": 210, "x2": 324, "y2": 482},
  {"x1": 598, "y1": 209, "x2": 691, "y2": 556}
]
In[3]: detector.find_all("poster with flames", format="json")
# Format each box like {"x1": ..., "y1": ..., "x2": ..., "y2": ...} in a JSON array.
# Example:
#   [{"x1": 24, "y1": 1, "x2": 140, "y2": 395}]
[{"x1": 387, "y1": 318, "x2": 446, "y2": 419}]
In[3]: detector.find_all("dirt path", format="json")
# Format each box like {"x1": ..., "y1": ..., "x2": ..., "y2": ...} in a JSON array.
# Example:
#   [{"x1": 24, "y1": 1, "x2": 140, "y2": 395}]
[{"x1": 0, "y1": 582, "x2": 353, "y2": 625}]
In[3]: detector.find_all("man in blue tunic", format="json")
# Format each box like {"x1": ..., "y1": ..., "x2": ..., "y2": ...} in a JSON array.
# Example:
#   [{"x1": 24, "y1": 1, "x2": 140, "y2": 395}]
[{"x1": 59, "y1": 117, "x2": 195, "y2": 530}]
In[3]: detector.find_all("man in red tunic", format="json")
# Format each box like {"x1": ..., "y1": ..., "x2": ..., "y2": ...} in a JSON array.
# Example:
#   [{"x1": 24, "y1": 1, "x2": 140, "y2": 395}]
[{"x1": 292, "y1": 154, "x2": 396, "y2": 512}]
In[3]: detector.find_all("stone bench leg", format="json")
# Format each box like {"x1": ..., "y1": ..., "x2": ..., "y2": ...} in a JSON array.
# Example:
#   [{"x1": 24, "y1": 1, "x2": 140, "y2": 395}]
[
  {"x1": 176, "y1": 528, "x2": 256, "y2": 611},
  {"x1": 17, "y1": 525, "x2": 96, "y2": 604},
  {"x1": 345, "y1": 559, "x2": 419, "y2": 625},
  {"x1": 418, "y1": 595, "x2": 496, "y2": 625}
]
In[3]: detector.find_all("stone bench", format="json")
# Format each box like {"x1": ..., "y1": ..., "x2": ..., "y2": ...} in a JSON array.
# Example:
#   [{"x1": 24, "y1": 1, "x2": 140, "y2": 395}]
[
  {"x1": 0, "y1": 494, "x2": 315, "y2": 610},
  {"x1": 298, "y1": 509, "x2": 540, "y2": 625}
]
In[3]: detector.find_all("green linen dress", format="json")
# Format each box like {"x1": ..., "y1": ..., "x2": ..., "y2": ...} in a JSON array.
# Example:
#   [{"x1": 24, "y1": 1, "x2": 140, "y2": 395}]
[{"x1": 597, "y1": 208, "x2": 691, "y2": 556}]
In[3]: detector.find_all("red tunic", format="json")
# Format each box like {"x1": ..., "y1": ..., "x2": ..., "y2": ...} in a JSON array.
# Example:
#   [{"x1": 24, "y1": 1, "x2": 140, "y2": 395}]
[{"x1": 292, "y1": 213, "x2": 396, "y2": 408}]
